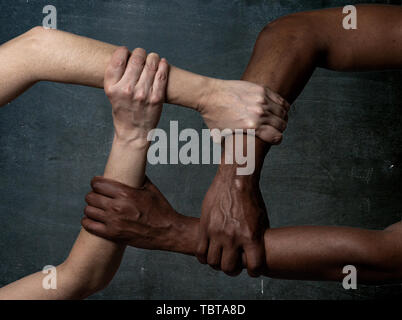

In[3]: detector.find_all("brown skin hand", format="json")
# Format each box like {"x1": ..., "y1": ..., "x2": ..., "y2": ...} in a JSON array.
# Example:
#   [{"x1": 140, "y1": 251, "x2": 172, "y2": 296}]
[{"x1": 82, "y1": 177, "x2": 402, "y2": 284}]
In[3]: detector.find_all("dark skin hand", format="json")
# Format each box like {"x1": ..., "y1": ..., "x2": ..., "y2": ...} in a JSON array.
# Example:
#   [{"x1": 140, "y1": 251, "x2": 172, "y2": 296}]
[
  {"x1": 82, "y1": 176, "x2": 199, "y2": 255},
  {"x1": 198, "y1": 4, "x2": 402, "y2": 277},
  {"x1": 196, "y1": 134, "x2": 272, "y2": 277},
  {"x1": 82, "y1": 176, "x2": 402, "y2": 284}
]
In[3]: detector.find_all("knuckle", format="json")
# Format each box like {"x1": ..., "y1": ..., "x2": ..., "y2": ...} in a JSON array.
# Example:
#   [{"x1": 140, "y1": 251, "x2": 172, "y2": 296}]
[
  {"x1": 149, "y1": 94, "x2": 162, "y2": 105},
  {"x1": 117, "y1": 190, "x2": 130, "y2": 199},
  {"x1": 255, "y1": 106, "x2": 264, "y2": 115},
  {"x1": 246, "y1": 119, "x2": 257, "y2": 129},
  {"x1": 156, "y1": 71, "x2": 167, "y2": 82},
  {"x1": 134, "y1": 90, "x2": 147, "y2": 102},
  {"x1": 222, "y1": 229, "x2": 236, "y2": 243},
  {"x1": 255, "y1": 94, "x2": 266, "y2": 105},
  {"x1": 255, "y1": 85, "x2": 266, "y2": 96},
  {"x1": 111, "y1": 203, "x2": 124, "y2": 214},
  {"x1": 121, "y1": 85, "x2": 134, "y2": 97},
  {"x1": 104, "y1": 85, "x2": 115, "y2": 97},
  {"x1": 242, "y1": 228, "x2": 257, "y2": 242}
]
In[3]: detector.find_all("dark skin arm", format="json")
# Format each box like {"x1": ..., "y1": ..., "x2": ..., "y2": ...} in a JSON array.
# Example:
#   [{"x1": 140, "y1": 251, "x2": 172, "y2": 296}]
[
  {"x1": 82, "y1": 177, "x2": 402, "y2": 284},
  {"x1": 197, "y1": 4, "x2": 402, "y2": 277}
]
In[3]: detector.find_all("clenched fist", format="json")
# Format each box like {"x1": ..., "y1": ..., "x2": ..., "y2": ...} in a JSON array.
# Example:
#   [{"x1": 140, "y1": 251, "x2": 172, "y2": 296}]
[{"x1": 199, "y1": 80, "x2": 290, "y2": 144}]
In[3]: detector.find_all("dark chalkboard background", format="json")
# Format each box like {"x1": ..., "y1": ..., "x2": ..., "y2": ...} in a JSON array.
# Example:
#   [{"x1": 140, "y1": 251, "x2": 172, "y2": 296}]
[{"x1": 0, "y1": 0, "x2": 401, "y2": 299}]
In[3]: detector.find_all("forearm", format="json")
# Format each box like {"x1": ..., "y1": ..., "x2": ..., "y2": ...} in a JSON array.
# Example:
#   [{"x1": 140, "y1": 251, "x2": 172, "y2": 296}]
[
  {"x1": 0, "y1": 137, "x2": 146, "y2": 300},
  {"x1": 225, "y1": 4, "x2": 402, "y2": 180},
  {"x1": 0, "y1": 26, "x2": 211, "y2": 109},
  {"x1": 168, "y1": 217, "x2": 402, "y2": 284},
  {"x1": 62, "y1": 137, "x2": 149, "y2": 297},
  {"x1": 262, "y1": 224, "x2": 402, "y2": 283},
  {"x1": 246, "y1": 4, "x2": 402, "y2": 98}
]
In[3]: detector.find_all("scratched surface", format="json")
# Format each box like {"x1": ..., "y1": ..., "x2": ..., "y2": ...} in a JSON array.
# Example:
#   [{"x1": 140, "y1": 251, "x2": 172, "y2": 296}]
[{"x1": 0, "y1": 0, "x2": 401, "y2": 299}]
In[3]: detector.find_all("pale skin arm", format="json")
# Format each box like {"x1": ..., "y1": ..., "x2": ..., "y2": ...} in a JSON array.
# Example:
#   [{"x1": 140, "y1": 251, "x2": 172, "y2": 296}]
[
  {"x1": 0, "y1": 26, "x2": 288, "y2": 143},
  {"x1": 0, "y1": 47, "x2": 167, "y2": 299}
]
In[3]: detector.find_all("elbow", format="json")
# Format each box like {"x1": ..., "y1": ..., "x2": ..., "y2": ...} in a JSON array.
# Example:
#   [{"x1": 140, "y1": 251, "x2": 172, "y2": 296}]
[
  {"x1": 255, "y1": 13, "x2": 324, "y2": 60},
  {"x1": 20, "y1": 26, "x2": 53, "y2": 61}
]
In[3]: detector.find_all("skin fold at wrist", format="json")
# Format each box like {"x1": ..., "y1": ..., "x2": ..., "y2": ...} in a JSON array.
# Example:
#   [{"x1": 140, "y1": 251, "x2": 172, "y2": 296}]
[{"x1": 112, "y1": 132, "x2": 150, "y2": 150}]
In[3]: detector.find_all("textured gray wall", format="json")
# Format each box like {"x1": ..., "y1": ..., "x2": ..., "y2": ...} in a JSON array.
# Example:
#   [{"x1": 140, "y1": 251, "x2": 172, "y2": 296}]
[{"x1": 0, "y1": 0, "x2": 401, "y2": 299}]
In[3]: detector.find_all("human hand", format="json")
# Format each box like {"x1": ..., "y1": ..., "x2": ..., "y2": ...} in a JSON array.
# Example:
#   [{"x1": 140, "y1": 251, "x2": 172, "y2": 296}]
[
  {"x1": 104, "y1": 47, "x2": 169, "y2": 144},
  {"x1": 81, "y1": 176, "x2": 197, "y2": 254},
  {"x1": 196, "y1": 166, "x2": 269, "y2": 277},
  {"x1": 199, "y1": 79, "x2": 290, "y2": 144}
]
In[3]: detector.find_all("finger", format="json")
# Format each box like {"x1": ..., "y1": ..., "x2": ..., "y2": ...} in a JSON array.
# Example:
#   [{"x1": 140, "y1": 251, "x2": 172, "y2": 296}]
[
  {"x1": 85, "y1": 191, "x2": 110, "y2": 210},
  {"x1": 265, "y1": 102, "x2": 288, "y2": 120},
  {"x1": 221, "y1": 247, "x2": 242, "y2": 277},
  {"x1": 196, "y1": 230, "x2": 209, "y2": 265},
  {"x1": 207, "y1": 240, "x2": 223, "y2": 270},
  {"x1": 261, "y1": 113, "x2": 287, "y2": 132},
  {"x1": 104, "y1": 47, "x2": 130, "y2": 89},
  {"x1": 150, "y1": 58, "x2": 169, "y2": 103},
  {"x1": 136, "y1": 52, "x2": 160, "y2": 95},
  {"x1": 84, "y1": 205, "x2": 107, "y2": 223},
  {"x1": 256, "y1": 125, "x2": 283, "y2": 145},
  {"x1": 91, "y1": 176, "x2": 132, "y2": 199},
  {"x1": 265, "y1": 88, "x2": 290, "y2": 111},
  {"x1": 119, "y1": 47, "x2": 147, "y2": 87},
  {"x1": 81, "y1": 217, "x2": 108, "y2": 238},
  {"x1": 244, "y1": 243, "x2": 266, "y2": 278}
]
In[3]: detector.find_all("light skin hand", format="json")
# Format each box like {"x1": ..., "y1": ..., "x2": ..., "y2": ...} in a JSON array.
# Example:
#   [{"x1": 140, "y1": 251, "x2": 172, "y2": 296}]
[
  {"x1": 199, "y1": 80, "x2": 290, "y2": 144},
  {"x1": 104, "y1": 47, "x2": 167, "y2": 144},
  {"x1": 0, "y1": 27, "x2": 289, "y2": 145}
]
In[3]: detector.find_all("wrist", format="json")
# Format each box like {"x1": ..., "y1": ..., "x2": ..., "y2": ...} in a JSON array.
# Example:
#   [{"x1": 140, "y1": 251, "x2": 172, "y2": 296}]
[
  {"x1": 217, "y1": 162, "x2": 261, "y2": 188},
  {"x1": 167, "y1": 66, "x2": 216, "y2": 113},
  {"x1": 196, "y1": 77, "x2": 221, "y2": 114},
  {"x1": 113, "y1": 132, "x2": 150, "y2": 150},
  {"x1": 167, "y1": 214, "x2": 199, "y2": 256}
]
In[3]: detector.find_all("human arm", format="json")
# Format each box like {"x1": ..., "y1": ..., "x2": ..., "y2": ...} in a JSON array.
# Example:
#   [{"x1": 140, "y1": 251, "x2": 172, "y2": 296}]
[
  {"x1": 0, "y1": 26, "x2": 288, "y2": 143},
  {"x1": 198, "y1": 4, "x2": 402, "y2": 277},
  {"x1": 82, "y1": 177, "x2": 402, "y2": 284},
  {"x1": 0, "y1": 47, "x2": 167, "y2": 299}
]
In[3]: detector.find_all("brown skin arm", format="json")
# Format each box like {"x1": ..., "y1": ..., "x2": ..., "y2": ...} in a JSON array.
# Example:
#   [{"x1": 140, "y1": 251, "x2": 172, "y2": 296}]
[
  {"x1": 82, "y1": 177, "x2": 402, "y2": 284},
  {"x1": 199, "y1": 4, "x2": 402, "y2": 277}
]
